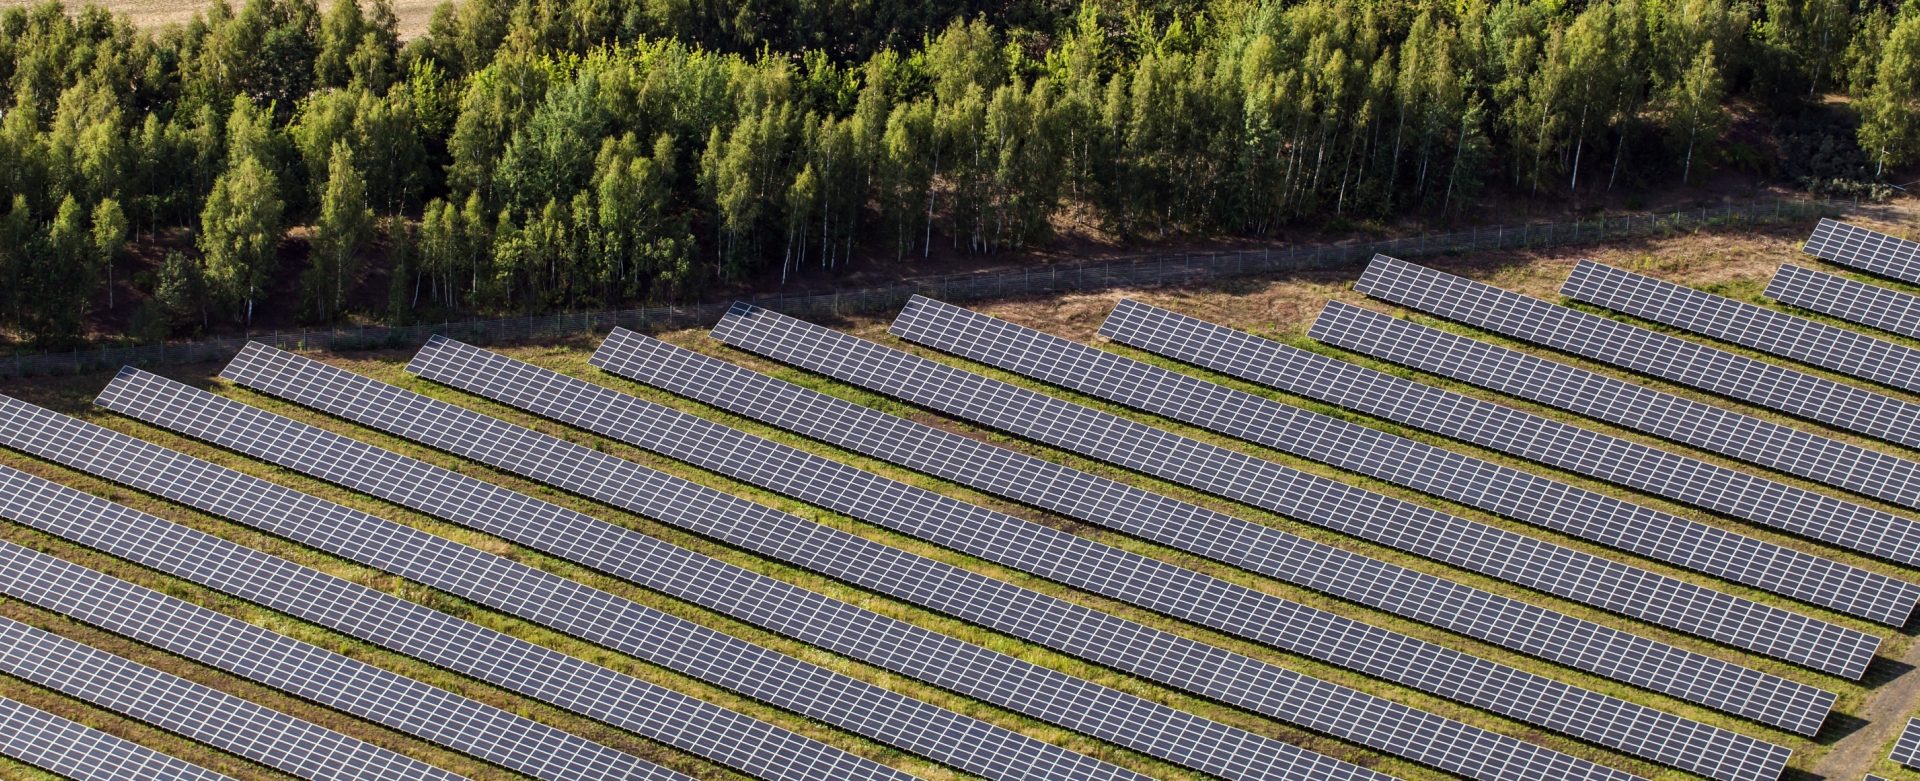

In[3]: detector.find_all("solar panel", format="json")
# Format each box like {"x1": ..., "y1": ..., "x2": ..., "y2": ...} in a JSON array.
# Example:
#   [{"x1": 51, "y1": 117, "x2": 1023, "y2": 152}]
[
  {"x1": 223, "y1": 342, "x2": 1645, "y2": 781},
  {"x1": 0, "y1": 395, "x2": 987, "y2": 781},
  {"x1": 604, "y1": 323, "x2": 1816, "y2": 698},
  {"x1": 1357, "y1": 254, "x2": 1920, "y2": 451},
  {"x1": 0, "y1": 535, "x2": 692, "y2": 781},
  {"x1": 1893, "y1": 718, "x2": 1920, "y2": 769},
  {"x1": 396, "y1": 338, "x2": 1750, "y2": 779},
  {"x1": 1804, "y1": 219, "x2": 1920, "y2": 285},
  {"x1": 902, "y1": 297, "x2": 1879, "y2": 678},
  {"x1": 1766, "y1": 264, "x2": 1920, "y2": 341},
  {"x1": 703, "y1": 305, "x2": 1817, "y2": 778},
  {"x1": 1310, "y1": 299, "x2": 1920, "y2": 564},
  {"x1": 0, "y1": 695, "x2": 234, "y2": 781},
  {"x1": 97, "y1": 368, "x2": 1394, "y2": 781},
  {"x1": 1110, "y1": 298, "x2": 1920, "y2": 627},
  {"x1": 596, "y1": 325, "x2": 1847, "y2": 744},
  {"x1": 0, "y1": 615, "x2": 466, "y2": 781},
  {"x1": 1564, "y1": 259, "x2": 1920, "y2": 396},
  {"x1": 883, "y1": 299, "x2": 1847, "y2": 683}
]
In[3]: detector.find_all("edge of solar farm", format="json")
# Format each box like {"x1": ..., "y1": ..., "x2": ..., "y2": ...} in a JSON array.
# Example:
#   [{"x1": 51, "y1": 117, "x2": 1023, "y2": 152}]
[
  {"x1": 217, "y1": 339, "x2": 1654, "y2": 781},
  {"x1": 99, "y1": 361, "x2": 1406, "y2": 781}
]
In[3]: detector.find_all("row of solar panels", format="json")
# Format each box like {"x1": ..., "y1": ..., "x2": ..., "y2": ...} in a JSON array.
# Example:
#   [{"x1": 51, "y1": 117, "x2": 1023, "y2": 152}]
[{"x1": 3, "y1": 217, "x2": 1917, "y2": 781}]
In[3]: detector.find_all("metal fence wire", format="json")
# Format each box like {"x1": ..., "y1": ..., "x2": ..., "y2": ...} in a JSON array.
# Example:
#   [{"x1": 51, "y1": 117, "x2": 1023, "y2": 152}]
[{"x1": 3, "y1": 198, "x2": 1847, "y2": 378}]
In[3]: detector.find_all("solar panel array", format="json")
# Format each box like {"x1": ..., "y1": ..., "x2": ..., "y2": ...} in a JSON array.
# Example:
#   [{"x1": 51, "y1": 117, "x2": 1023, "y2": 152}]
[
  {"x1": 0, "y1": 395, "x2": 964, "y2": 781},
  {"x1": 597, "y1": 327, "x2": 1850, "y2": 708},
  {"x1": 0, "y1": 695, "x2": 234, "y2": 781},
  {"x1": 1108, "y1": 298, "x2": 1920, "y2": 626},
  {"x1": 702, "y1": 305, "x2": 1822, "y2": 778},
  {"x1": 224, "y1": 341, "x2": 1643, "y2": 781},
  {"x1": 895, "y1": 296, "x2": 1875, "y2": 678},
  {"x1": 399, "y1": 338, "x2": 1757, "y2": 778},
  {"x1": 1804, "y1": 218, "x2": 1920, "y2": 284},
  {"x1": 874, "y1": 299, "x2": 1839, "y2": 694},
  {"x1": 1316, "y1": 289, "x2": 1920, "y2": 564},
  {"x1": 596, "y1": 334, "x2": 1816, "y2": 773},
  {"x1": 0, "y1": 615, "x2": 465, "y2": 781},
  {"x1": 1893, "y1": 719, "x2": 1920, "y2": 769},
  {"x1": 98, "y1": 367, "x2": 1393, "y2": 781},
  {"x1": 1564, "y1": 259, "x2": 1920, "y2": 395},
  {"x1": 1308, "y1": 298, "x2": 1920, "y2": 565},
  {"x1": 1357, "y1": 254, "x2": 1920, "y2": 451},
  {"x1": 1766, "y1": 263, "x2": 1920, "y2": 340},
  {"x1": 0, "y1": 533, "x2": 694, "y2": 781}
]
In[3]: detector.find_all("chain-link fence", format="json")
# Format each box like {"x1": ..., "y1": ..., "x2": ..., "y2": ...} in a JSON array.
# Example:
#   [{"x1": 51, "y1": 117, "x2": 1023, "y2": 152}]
[{"x1": 1, "y1": 197, "x2": 1851, "y2": 378}]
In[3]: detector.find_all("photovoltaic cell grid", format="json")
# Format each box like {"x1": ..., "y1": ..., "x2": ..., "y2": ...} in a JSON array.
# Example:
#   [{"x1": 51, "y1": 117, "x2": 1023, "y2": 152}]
[
  {"x1": 1316, "y1": 290, "x2": 1920, "y2": 564},
  {"x1": 705, "y1": 305, "x2": 1812, "y2": 779},
  {"x1": 884, "y1": 299, "x2": 1845, "y2": 692},
  {"x1": 1112, "y1": 298, "x2": 1920, "y2": 627},
  {"x1": 1308, "y1": 299, "x2": 1920, "y2": 573},
  {"x1": 0, "y1": 615, "x2": 466, "y2": 781},
  {"x1": 1564, "y1": 260, "x2": 1920, "y2": 395},
  {"x1": 0, "y1": 395, "x2": 958, "y2": 781},
  {"x1": 604, "y1": 325, "x2": 1841, "y2": 748},
  {"x1": 1803, "y1": 219, "x2": 1920, "y2": 285},
  {"x1": 607, "y1": 326, "x2": 1846, "y2": 702},
  {"x1": 98, "y1": 369, "x2": 1391, "y2": 781},
  {"x1": 1357, "y1": 254, "x2": 1920, "y2": 451},
  {"x1": 1766, "y1": 264, "x2": 1920, "y2": 341},
  {"x1": 0, "y1": 695, "x2": 234, "y2": 781},
  {"x1": 0, "y1": 534, "x2": 694, "y2": 781},
  {"x1": 901, "y1": 298, "x2": 1875, "y2": 680},
  {"x1": 227, "y1": 343, "x2": 1638, "y2": 781},
  {"x1": 1893, "y1": 719, "x2": 1920, "y2": 769},
  {"x1": 404, "y1": 339, "x2": 1717, "y2": 778}
]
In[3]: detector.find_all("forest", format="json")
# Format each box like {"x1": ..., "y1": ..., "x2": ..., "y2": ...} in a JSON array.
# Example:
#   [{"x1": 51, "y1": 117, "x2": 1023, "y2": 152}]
[{"x1": 0, "y1": 0, "x2": 1907, "y2": 344}]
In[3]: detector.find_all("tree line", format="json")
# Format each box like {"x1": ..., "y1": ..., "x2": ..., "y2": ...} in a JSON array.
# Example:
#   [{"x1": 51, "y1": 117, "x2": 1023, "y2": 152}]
[{"x1": 0, "y1": 0, "x2": 1910, "y2": 344}]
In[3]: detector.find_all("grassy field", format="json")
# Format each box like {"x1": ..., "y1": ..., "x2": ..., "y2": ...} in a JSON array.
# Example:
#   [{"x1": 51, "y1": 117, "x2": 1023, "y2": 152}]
[{"x1": 5, "y1": 214, "x2": 1920, "y2": 781}]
